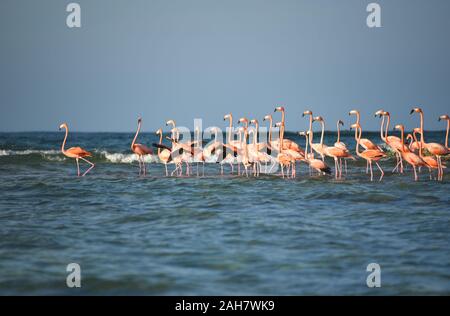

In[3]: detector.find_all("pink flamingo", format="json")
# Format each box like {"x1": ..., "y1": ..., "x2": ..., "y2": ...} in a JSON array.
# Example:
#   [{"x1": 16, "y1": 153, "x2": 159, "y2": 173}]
[
  {"x1": 59, "y1": 123, "x2": 95, "y2": 176},
  {"x1": 394, "y1": 124, "x2": 427, "y2": 181},
  {"x1": 411, "y1": 107, "x2": 448, "y2": 181},
  {"x1": 131, "y1": 117, "x2": 153, "y2": 175}
]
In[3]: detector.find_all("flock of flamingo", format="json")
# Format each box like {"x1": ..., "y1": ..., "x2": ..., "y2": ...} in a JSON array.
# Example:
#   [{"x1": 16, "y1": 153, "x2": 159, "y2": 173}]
[{"x1": 59, "y1": 107, "x2": 449, "y2": 181}]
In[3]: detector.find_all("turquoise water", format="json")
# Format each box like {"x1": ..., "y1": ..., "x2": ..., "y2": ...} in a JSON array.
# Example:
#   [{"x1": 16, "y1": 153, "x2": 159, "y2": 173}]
[{"x1": 0, "y1": 131, "x2": 449, "y2": 295}]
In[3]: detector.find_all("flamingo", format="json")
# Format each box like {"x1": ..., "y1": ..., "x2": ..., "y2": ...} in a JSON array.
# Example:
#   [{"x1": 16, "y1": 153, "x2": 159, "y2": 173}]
[
  {"x1": 334, "y1": 120, "x2": 354, "y2": 174},
  {"x1": 439, "y1": 114, "x2": 449, "y2": 150},
  {"x1": 222, "y1": 113, "x2": 242, "y2": 174},
  {"x1": 351, "y1": 109, "x2": 383, "y2": 173},
  {"x1": 378, "y1": 111, "x2": 404, "y2": 173},
  {"x1": 311, "y1": 116, "x2": 328, "y2": 161},
  {"x1": 413, "y1": 128, "x2": 445, "y2": 180},
  {"x1": 59, "y1": 123, "x2": 95, "y2": 176},
  {"x1": 203, "y1": 127, "x2": 223, "y2": 165},
  {"x1": 298, "y1": 131, "x2": 331, "y2": 175},
  {"x1": 169, "y1": 127, "x2": 195, "y2": 176},
  {"x1": 236, "y1": 124, "x2": 252, "y2": 177},
  {"x1": 274, "y1": 122, "x2": 295, "y2": 178},
  {"x1": 131, "y1": 117, "x2": 153, "y2": 175},
  {"x1": 273, "y1": 107, "x2": 303, "y2": 153},
  {"x1": 153, "y1": 128, "x2": 173, "y2": 176},
  {"x1": 394, "y1": 124, "x2": 427, "y2": 181},
  {"x1": 411, "y1": 107, "x2": 448, "y2": 181},
  {"x1": 351, "y1": 123, "x2": 386, "y2": 181}
]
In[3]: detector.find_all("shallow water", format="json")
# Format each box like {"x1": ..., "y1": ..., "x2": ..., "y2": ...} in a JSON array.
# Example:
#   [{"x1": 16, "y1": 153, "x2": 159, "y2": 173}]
[{"x1": 0, "y1": 131, "x2": 449, "y2": 295}]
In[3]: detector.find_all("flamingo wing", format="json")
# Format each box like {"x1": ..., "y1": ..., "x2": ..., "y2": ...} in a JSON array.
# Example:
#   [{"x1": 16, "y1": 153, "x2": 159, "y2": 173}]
[{"x1": 66, "y1": 146, "x2": 91, "y2": 157}]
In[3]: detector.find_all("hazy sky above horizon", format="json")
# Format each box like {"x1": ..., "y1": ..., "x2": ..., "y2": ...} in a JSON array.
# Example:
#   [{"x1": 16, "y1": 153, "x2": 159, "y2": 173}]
[{"x1": 0, "y1": 0, "x2": 449, "y2": 132}]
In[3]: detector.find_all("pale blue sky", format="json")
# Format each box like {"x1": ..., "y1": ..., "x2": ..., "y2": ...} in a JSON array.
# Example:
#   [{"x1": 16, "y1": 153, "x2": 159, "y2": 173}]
[{"x1": 0, "y1": 0, "x2": 449, "y2": 131}]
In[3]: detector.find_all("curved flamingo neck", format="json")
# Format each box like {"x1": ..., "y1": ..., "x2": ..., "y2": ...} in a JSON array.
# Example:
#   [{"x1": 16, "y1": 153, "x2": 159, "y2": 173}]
[
  {"x1": 304, "y1": 134, "x2": 309, "y2": 158},
  {"x1": 354, "y1": 126, "x2": 361, "y2": 155},
  {"x1": 380, "y1": 115, "x2": 386, "y2": 141},
  {"x1": 399, "y1": 128, "x2": 406, "y2": 152},
  {"x1": 446, "y1": 119, "x2": 449, "y2": 148},
  {"x1": 132, "y1": 120, "x2": 141, "y2": 150},
  {"x1": 61, "y1": 126, "x2": 68, "y2": 153},
  {"x1": 308, "y1": 115, "x2": 313, "y2": 154},
  {"x1": 384, "y1": 114, "x2": 391, "y2": 141},
  {"x1": 227, "y1": 116, "x2": 233, "y2": 144},
  {"x1": 320, "y1": 121, "x2": 325, "y2": 146},
  {"x1": 267, "y1": 117, "x2": 272, "y2": 143},
  {"x1": 336, "y1": 121, "x2": 341, "y2": 143},
  {"x1": 158, "y1": 133, "x2": 163, "y2": 155},
  {"x1": 419, "y1": 112, "x2": 425, "y2": 144},
  {"x1": 356, "y1": 112, "x2": 361, "y2": 125}
]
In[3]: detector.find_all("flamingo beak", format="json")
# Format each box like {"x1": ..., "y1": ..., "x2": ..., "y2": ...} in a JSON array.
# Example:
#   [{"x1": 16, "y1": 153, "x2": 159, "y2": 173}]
[
  {"x1": 410, "y1": 109, "x2": 415, "y2": 114},
  {"x1": 438, "y1": 117, "x2": 442, "y2": 121}
]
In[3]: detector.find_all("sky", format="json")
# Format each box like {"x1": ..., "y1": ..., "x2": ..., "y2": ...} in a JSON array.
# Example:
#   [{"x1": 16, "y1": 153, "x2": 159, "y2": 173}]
[{"x1": 0, "y1": 0, "x2": 449, "y2": 132}]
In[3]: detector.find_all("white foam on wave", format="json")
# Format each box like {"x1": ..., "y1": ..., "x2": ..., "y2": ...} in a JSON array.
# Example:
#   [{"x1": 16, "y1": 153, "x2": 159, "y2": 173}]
[
  {"x1": 100, "y1": 151, "x2": 158, "y2": 164},
  {"x1": 0, "y1": 149, "x2": 61, "y2": 156}
]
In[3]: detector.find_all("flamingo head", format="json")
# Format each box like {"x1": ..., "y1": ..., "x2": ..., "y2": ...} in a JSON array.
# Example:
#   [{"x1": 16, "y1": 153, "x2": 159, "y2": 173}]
[
  {"x1": 410, "y1": 107, "x2": 423, "y2": 115},
  {"x1": 338, "y1": 120, "x2": 344, "y2": 126},
  {"x1": 156, "y1": 128, "x2": 162, "y2": 135},
  {"x1": 223, "y1": 113, "x2": 231, "y2": 121},
  {"x1": 298, "y1": 131, "x2": 306, "y2": 136},
  {"x1": 238, "y1": 117, "x2": 248, "y2": 125},
  {"x1": 413, "y1": 127, "x2": 421, "y2": 133},
  {"x1": 274, "y1": 122, "x2": 282, "y2": 128},
  {"x1": 59, "y1": 123, "x2": 67, "y2": 130},
  {"x1": 382, "y1": 111, "x2": 390, "y2": 117},
  {"x1": 349, "y1": 123, "x2": 360, "y2": 130},
  {"x1": 394, "y1": 124, "x2": 404, "y2": 131},
  {"x1": 439, "y1": 114, "x2": 449, "y2": 121},
  {"x1": 137, "y1": 117, "x2": 142, "y2": 123},
  {"x1": 374, "y1": 109, "x2": 384, "y2": 117},
  {"x1": 349, "y1": 110, "x2": 359, "y2": 116},
  {"x1": 274, "y1": 106, "x2": 285, "y2": 112},
  {"x1": 263, "y1": 114, "x2": 272, "y2": 121},
  {"x1": 302, "y1": 110, "x2": 312, "y2": 117},
  {"x1": 166, "y1": 119, "x2": 176, "y2": 127},
  {"x1": 250, "y1": 119, "x2": 259, "y2": 125},
  {"x1": 313, "y1": 116, "x2": 324, "y2": 122}
]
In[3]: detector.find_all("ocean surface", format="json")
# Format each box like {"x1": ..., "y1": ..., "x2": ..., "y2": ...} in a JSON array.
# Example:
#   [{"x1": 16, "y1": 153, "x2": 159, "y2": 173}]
[{"x1": 0, "y1": 131, "x2": 449, "y2": 295}]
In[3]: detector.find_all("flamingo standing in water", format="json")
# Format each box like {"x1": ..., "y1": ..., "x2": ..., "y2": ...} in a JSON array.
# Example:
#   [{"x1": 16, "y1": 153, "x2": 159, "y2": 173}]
[
  {"x1": 351, "y1": 123, "x2": 386, "y2": 181},
  {"x1": 311, "y1": 116, "x2": 328, "y2": 161},
  {"x1": 411, "y1": 107, "x2": 449, "y2": 181},
  {"x1": 273, "y1": 106, "x2": 304, "y2": 155},
  {"x1": 377, "y1": 111, "x2": 404, "y2": 173},
  {"x1": 153, "y1": 128, "x2": 173, "y2": 176},
  {"x1": 334, "y1": 120, "x2": 354, "y2": 174},
  {"x1": 59, "y1": 123, "x2": 95, "y2": 176},
  {"x1": 394, "y1": 124, "x2": 427, "y2": 181},
  {"x1": 131, "y1": 117, "x2": 153, "y2": 175},
  {"x1": 350, "y1": 109, "x2": 383, "y2": 173},
  {"x1": 298, "y1": 131, "x2": 331, "y2": 175},
  {"x1": 439, "y1": 114, "x2": 449, "y2": 150},
  {"x1": 412, "y1": 129, "x2": 442, "y2": 180}
]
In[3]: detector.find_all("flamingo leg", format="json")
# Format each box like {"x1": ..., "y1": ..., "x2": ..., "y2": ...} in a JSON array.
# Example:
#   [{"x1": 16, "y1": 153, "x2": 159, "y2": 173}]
[
  {"x1": 76, "y1": 158, "x2": 80, "y2": 176},
  {"x1": 142, "y1": 157, "x2": 146, "y2": 175},
  {"x1": 165, "y1": 164, "x2": 168, "y2": 176},
  {"x1": 375, "y1": 161, "x2": 384, "y2": 181},
  {"x1": 366, "y1": 160, "x2": 369, "y2": 174},
  {"x1": 369, "y1": 161, "x2": 373, "y2": 181},
  {"x1": 344, "y1": 159, "x2": 347, "y2": 174},
  {"x1": 413, "y1": 166, "x2": 418, "y2": 181},
  {"x1": 80, "y1": 157, "x2": 95, "y2": 176},
  {"x1": 137, "y1": 157, "x2": 141, "y2": 175},
  {"x1": 202, "y1": 162, "x2": 205, "y2": 177}
]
